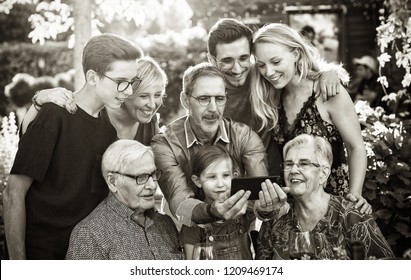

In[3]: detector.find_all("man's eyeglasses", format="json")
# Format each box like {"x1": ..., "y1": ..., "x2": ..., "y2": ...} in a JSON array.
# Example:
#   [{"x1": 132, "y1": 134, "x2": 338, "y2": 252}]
[
  {"x1": 99, "y1": 73, "x2": 142, "y2": 93},
  {"x1": 280, "y1": 160, "x2": 321, "y2": 171},
  {"x1": 190, "y1": 95, "x2": 228, "y2": 107},
  {"x1": 212, "y1": 55, "x2": 251, "y2": 70},
  {"x1": 112, "y1": 169, "x2": 162, "y2": 185}
]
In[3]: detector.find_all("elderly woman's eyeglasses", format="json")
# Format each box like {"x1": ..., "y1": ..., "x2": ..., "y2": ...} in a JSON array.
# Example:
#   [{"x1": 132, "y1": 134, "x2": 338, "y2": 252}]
[
  {"x1": 112, "y1": 169, "x2": 162, "y2": 185},
  {"x1": 190, "y1": 95, "x2": 228, "y2": 107},
  {"x1": 99, "y1": 73, "x2": 142, "y2": 93},
  {"x1": 212, "y1": 55, "x2": 251, "y2": 70},
  {"x1": 280, "y1": 160, "x2": 321, "y2": 171}
]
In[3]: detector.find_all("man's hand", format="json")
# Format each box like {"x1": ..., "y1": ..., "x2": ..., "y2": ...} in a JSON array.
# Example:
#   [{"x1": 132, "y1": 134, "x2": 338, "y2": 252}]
[
  {"x1": 317, "y1": 70, "x2": 341, "y2": 102},
  {"x1": 37, "y1": 87, "x2": 77, "y2": 114},
  {"x1": 346, "y1": 193, "x2": 372, "y2": 215},
  {"x1": 256, "y1": 179, "x2": 290, "y2": 213},
  {"x1": 211, "y1": 190, "x2": 250, "y2": 220}
]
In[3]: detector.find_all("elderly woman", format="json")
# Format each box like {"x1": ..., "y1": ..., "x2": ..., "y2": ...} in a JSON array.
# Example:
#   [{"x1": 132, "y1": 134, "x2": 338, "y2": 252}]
[{"x1": 256, "y1": 134, "x2": 394, "y2": 260}]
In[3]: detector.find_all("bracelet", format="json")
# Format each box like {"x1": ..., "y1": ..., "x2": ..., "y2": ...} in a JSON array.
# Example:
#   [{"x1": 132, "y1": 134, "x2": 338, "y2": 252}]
[{"x1": 32, "y1": 91, "x2": 42, "y2": 111}]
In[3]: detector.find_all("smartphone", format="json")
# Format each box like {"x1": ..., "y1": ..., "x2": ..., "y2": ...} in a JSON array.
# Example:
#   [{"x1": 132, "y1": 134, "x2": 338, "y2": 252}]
[{"x1": 230, "y1": 176, "x2": 282, "y2": 200}]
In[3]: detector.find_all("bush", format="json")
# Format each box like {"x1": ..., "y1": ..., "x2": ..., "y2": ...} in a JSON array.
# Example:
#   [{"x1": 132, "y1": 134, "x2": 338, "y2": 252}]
[{"x1": 356, "y1": 101, "x2": 411, "y2": 257}]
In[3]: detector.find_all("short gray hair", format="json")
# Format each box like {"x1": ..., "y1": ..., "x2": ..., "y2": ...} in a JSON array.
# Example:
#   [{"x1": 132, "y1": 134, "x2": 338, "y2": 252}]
[
  {"x1": 283, "y1": 134, "x2": 333, "y2": 168},
  {"x1": 182, "y1": 62, "x2": 225, "y2": 97},
  {"x1": 101, "y1": 139, "x2": 154, "y2": 179}
]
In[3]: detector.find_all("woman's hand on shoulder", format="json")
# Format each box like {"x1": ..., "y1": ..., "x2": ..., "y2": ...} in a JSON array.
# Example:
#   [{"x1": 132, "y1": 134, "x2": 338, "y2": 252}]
[
  {"x1": 36, "y1": 87, "x2": 77, "y2": 114},
  {"x1": 316, "y1": 70, "x2": 341, "y2": 102},
  {"x1": 346, "y1": 193, "x2": 372, "y2": 215}
]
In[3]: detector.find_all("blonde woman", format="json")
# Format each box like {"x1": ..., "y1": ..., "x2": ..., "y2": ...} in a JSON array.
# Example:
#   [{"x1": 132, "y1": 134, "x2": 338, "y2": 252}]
[{"x1": 250, "y1": 23, "x2": 370, "y2": 214}]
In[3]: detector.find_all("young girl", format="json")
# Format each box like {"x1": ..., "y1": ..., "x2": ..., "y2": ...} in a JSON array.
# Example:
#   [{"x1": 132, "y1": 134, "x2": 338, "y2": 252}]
[{"x1": 180, "y1": 145, "x2": 255, "y2": 260}]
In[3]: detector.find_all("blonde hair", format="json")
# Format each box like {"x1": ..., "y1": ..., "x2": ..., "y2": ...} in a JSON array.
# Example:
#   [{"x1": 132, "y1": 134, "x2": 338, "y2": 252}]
[
  {"x1": 250, "y1": 23, "x2": 348, "y2": 132},
  {"x1": 133, "y1": 56, "x2": 168, "y2": 96}
]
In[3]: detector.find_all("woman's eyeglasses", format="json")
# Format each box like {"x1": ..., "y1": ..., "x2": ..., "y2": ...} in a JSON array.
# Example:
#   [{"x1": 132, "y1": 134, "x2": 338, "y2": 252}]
[{"x1": 280, "y1": 160, "x2": 321, "y2": 171}]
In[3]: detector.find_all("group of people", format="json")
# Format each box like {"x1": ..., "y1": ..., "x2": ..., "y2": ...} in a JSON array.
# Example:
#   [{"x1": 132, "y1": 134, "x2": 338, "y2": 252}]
[{"x1": 3, "y1": 18, "x2": 395, "y2": 260}]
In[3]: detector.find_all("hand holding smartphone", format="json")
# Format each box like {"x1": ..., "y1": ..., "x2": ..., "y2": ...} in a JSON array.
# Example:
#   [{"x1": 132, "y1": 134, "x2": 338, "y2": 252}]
[{"x1": 230, "y1": 176, "x2": 282, "y2": 200}]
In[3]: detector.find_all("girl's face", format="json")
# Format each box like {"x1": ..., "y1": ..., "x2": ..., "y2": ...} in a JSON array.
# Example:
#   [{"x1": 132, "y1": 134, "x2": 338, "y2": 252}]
[
  {"x1": 254, "y1": 42, "x2": 298, "y2": 89},
  {"x1": 123, "y1": 80, "x2": 164, "y2": 123},
  {"x1": 193, "y1": 158, "x2": 233, "y2": 204}
]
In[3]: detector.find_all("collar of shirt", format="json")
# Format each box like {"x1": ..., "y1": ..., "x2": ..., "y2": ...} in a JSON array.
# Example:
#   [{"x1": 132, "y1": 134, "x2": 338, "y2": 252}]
[
  {"x1": 106, "y1": 192, "x2": 156, "y2": 228},
  {"x1": 184, "y1": 116, "x2": 230, "y2": 148}
]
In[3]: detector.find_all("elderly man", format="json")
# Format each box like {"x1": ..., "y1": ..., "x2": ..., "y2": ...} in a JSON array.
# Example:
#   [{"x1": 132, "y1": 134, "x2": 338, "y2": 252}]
[
  {"x1": 151, "y1": 62, "x2": 286, "y2": 228},
  {"x1": 65, "y1": 139, "x2": 183, "y2": 260}
]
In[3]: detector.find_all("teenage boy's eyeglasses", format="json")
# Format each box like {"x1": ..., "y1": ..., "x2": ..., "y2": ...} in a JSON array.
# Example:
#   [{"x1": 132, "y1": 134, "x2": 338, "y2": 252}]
[{"x1": 99, "y1": 73, "x2": 142, "y2": 93}]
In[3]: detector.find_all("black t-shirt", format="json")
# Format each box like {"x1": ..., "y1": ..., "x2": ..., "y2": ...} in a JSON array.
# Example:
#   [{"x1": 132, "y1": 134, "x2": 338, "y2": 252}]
[{"x1": 10, "y1": 103, "x2": 117, "y2": 259}]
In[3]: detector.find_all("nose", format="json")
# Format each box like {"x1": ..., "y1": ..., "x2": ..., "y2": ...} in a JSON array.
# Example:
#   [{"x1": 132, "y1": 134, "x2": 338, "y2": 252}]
[
  {"x1": 266, "y1": 64, "x2": 276, "y2": 77},
  {"x1": 123, "y1": 85, "x2": 134, "y2": 97},
  {"x1": 289, "y1": 162, "x2": 300, "y2": 173},
  {"x1": 207, "y1": 97, "x2": 218, "y2": 111},
  {"x1": 147, "y1": 96, "x2": 156, "y2": 109},
  {"x1": 231, "y1": 60, "x2": 243, "y2": 73},
  {"x1": 216, "y1": 176, "x2": 225, "y2": 188},
  {"x1": 144, "y1": 176, "x2": 157, "y2": 190}
]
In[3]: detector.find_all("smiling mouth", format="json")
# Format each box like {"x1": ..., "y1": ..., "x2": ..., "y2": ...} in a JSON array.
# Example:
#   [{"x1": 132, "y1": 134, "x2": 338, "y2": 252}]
[
  {"x1": 290, "y1": 178, "x2": 304, "y2": 184},
  {"x1": 269, "y1": 75, "x2": 281, "y2": 82},
  {"x1": 140, "y1": 109, "x2": 153, "y2": 117}
]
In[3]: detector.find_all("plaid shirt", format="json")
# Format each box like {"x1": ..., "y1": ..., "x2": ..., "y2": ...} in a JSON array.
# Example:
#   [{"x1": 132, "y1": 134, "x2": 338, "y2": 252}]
[
  {"x1": 65, "y1": 193, "x2": 183, "y2": 260},
  {"x1": 151, "y1": 116, "x2": 268, "y2": 226}
]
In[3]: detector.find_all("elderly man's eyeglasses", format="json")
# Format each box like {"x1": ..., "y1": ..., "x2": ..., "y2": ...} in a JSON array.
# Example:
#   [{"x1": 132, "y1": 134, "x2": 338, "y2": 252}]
[
  {"x1": 99, "y1": 73, "x2": 142, "y2": 93},
  {"x1": 280, "y1": 160, "x2": 321, "y2": 171},
  {"x1": 112, "y1": 169, "x2": 162, "y2": 185},
  {"x1": 190, "y1": 95, "x2": 228, "y2": 107},
  {"x1": 213, "y1": 55, "x2": 251, "y2": 70}
]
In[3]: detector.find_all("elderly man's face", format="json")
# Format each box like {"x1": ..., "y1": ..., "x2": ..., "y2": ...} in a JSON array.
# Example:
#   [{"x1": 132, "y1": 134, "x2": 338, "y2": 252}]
[
  {"x1": 283, "y1": 145, "x2": 322, "y2": 197},
  {"x1": 186, "y1": 75, "x2": 226, "y2": 140},
  {"x1": 212, "y1": 37, "x2": 251, "y2": 88},
  {"x1": 113, "y1": 152, "x2": 158, "y2": 214}
]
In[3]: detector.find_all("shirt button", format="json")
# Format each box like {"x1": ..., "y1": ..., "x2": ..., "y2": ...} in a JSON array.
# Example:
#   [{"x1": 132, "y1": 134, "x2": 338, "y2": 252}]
[{"x1": 208, "y1": 236, "x2": 214, "y2": 242}]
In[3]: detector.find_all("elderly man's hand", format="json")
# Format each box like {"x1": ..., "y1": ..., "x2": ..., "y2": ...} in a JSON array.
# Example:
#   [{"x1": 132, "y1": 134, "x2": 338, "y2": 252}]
[
  {"x1": 211, "y1": 190, "x2": 250, "y2": 220},
  {"x1": 346, "y1": 193, "x2": 372, "y2": 215},
  {"x1": 256, "y1": 179, "x2": 290, "y2": 213}
]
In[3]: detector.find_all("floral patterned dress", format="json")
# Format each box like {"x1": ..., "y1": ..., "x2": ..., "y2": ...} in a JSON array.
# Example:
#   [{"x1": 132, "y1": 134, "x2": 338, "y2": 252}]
[{"x1": 272, "y1": 90, "x2": 349, "y2": 196}]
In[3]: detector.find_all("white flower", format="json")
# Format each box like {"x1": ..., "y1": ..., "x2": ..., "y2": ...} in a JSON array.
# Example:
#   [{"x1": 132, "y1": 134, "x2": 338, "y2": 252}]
[
  {"x1": 401, "y1": 73, "x2": 411, "y2": 88},
  {"x1": 377, "y1": 76, "x2": 389, "y2": 88},
  {"x1": 377, "y1": 53, "x2": 392, "y2": 67}
]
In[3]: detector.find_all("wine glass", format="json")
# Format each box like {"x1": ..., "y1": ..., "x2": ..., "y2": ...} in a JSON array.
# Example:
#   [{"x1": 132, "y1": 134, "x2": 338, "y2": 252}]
[
  {"x1": 288, "y1": 230, "x2": 316, "y2": 260},
  {"x1": 192, "y1": 242, "x2": 216, "y2": 260}
]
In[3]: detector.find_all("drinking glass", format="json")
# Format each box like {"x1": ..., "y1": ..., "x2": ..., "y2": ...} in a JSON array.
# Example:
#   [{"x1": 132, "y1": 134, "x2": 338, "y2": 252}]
[
  {"x1": 192, "y1": 242, "x2": 216, "y2": 260},
  {"x1": 288, "y1": 230, "x2": 316, "y2": 260}
]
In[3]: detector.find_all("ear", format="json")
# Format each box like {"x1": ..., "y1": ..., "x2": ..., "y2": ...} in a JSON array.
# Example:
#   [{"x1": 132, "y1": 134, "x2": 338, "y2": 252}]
[
  {"x1": 207, "y1": 53, "x2": 217, "y2": 66},
  {"x1": 180, "y1": 91, "x2": 190, "y2": 110},
  {"x1": 292, "y1": 49, "x2": 300, "y2": 62},
  {"x1": 106, "y1": 172, "x2": 118, "y2": 193},
  {"x1": 86, "y1": 69, "x2": 99, "y2": 86},
  {"x1": 191, "y1": 175, "x2": 202, "y2": 188},
  {"x1": 319, "y1": 166, "x2": 331, "y2": 186}
]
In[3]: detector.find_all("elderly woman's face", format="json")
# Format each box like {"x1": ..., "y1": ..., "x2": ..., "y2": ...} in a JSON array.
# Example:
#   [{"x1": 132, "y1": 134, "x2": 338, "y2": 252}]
[
  {"x1": 283, "y1": 145, "x2": 322, "y2": 197},
  {"x1": 113, "y1": 152, "x2": 158, "y2": 213}
]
